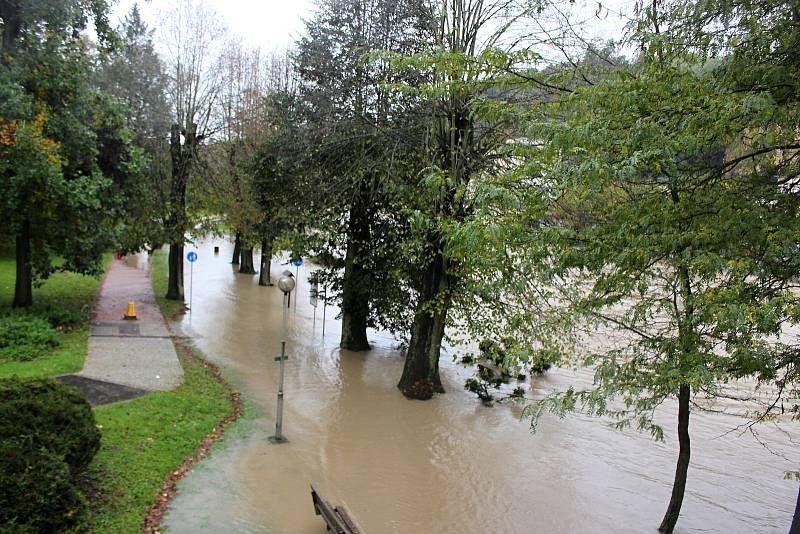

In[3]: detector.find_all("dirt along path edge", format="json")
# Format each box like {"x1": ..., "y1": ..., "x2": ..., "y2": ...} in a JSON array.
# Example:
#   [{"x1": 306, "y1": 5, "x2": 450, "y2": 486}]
[{"x1": 140, "y1": 336, "x2": 244, "y2": 534}]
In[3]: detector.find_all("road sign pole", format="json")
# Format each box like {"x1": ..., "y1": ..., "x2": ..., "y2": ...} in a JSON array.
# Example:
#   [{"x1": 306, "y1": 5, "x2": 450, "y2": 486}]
[
  {"x1": 310, "y1": 277, "x2": 318, "y2": 330},
  {"x1": 186, "y1": 251, "x2": 198, "y2": 314},
  {"x1": 189, "y1": 261, "x2": 193, "y2": 312},
  {"x1": 322, "y1": 285, "x2": 327, "y2": 337}
]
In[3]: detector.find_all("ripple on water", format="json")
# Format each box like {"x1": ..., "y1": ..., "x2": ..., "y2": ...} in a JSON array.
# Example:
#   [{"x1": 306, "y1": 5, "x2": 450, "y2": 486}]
[{"x1": 164, "y1": 239, "x2": 800, "y2": 534}]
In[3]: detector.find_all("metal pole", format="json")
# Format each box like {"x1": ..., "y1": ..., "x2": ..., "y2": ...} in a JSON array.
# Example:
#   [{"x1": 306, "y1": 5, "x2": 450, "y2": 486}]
[
  {"x1": 322, "y1": 285, "x2": 327, "y2": 337},
  {"x1": 270, "y1": 292, "x2": 289, "y2": 444},
  {"x1": 294, "y1": 265, "x2": 299, "y2": 310},
  {"x1": 189, "y1": 261, "x2": 193, "y2": 312}
]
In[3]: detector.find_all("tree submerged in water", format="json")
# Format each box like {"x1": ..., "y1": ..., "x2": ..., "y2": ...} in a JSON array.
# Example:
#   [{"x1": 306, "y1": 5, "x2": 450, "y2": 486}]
[
  {"x1": 462, "y1": 338, "x2": 551, "y2": 405},
  {"x1": 496, "y1": 4, "x2": 800, "y2": 531}
]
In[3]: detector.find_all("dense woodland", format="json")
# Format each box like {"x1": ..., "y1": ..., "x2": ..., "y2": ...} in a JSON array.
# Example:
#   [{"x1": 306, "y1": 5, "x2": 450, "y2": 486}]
[{"x1": 2, "y1": 0, "x2": 800, "y2": 531}]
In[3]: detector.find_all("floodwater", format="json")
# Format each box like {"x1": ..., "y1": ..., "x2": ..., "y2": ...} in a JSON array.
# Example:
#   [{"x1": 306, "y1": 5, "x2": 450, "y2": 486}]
[{"x1": 163, "y1": 238, "x2": 800, "y2": 534}]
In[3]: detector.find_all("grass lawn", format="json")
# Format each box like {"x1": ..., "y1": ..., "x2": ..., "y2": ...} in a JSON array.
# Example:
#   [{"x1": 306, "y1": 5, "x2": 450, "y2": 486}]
[
  {"x1": 87, "y1": 250, "x2": 236, "y2": 533},
  {"x1": 89, "y1": 341, "x2": 233, "y2": 533},
  {"x1": 0, "y1": 251, "x2": 110, "y2": 379}
]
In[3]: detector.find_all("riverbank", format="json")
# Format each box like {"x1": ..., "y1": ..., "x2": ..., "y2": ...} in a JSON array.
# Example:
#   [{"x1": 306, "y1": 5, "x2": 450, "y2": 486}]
[
  {"x1": 89, "y1": 251, "x2": 241, "y2": 533},
  {"x1": 0, "y1": 250, "x2": 242, "y2": 533}
]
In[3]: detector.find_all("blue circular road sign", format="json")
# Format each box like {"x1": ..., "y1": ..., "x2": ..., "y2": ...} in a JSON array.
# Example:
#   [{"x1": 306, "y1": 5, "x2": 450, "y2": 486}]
[
  {"x1": 187, "y1": 251, "x2": 198, "y2": 262},
  {"x1": 291, "y1": 258, "x2": 303, "y2": 267}
]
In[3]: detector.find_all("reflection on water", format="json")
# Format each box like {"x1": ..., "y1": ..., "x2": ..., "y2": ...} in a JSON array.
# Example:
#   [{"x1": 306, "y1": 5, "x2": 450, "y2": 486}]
[{"x1": 164, "y1": 239, "x2": 799, "y2": 533}]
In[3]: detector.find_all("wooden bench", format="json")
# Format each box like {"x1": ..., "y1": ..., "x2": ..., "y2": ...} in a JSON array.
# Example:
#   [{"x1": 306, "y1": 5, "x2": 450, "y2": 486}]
[{"x1": 310, "y1": 483, "x2": 363, "y2": 534}]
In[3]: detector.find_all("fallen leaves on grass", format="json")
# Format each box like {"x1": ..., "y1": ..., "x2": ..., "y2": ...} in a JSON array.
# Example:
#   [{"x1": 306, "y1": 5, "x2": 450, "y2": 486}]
[{"x1": 140, "y1": 339, "x2": 243, "y2": 534}]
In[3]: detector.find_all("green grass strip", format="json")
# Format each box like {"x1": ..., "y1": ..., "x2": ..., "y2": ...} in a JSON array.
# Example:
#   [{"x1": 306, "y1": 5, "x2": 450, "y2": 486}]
[
  {"x1": 150, "y1": 250, "x2": 188, "y2": 320},
  {"x1": 0, "y1": 253, "x2": 110, "y2": 379},
  {"x1": 88, "y1": 342, "x2": 233, "y2": 533}
]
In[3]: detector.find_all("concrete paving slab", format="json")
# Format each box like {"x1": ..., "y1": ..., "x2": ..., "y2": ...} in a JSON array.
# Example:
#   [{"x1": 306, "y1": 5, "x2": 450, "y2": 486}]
[
  {"x1": 78, "y1": 256, "x2": 184, "y2": 397},
  {"x1": 57, "y1": 374, "x2": 149, "y2": 406},
  {"x1": 93, "y1": 258, "x2": 164, "y2": 322},
  {"x1": 81, "y1": 336, "x2": 183, "y2": 391},
  {"x1": 91, "y1": 320, "x2": 171, "y2": 338}
]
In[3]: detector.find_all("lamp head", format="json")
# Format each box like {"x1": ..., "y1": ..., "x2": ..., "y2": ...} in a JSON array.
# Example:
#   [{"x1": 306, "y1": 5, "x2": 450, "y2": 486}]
[{"x1": 278, "y1": 274, "x2": 295, "y2": 294}]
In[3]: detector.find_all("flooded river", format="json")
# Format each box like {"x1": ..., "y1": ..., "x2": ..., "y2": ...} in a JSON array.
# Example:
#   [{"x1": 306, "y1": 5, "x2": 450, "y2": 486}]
[{"x1": 163, "y1": 238, "x2": 799, "y2": 533}]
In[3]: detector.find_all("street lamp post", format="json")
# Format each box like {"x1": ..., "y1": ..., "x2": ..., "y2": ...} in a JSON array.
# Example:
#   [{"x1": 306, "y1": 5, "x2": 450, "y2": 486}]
[{"x1": 269, "y1": 270, "x2": 295, "y2": 444}]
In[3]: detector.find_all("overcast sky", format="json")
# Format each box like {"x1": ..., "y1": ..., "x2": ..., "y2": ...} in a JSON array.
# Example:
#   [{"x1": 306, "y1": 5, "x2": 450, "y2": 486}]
[
  {"x1": 111, "y1": 0, "x2": 635, "y2": 56},
  {"x1": 112, "y1": 0, "x2": 315, "y2": 53}
]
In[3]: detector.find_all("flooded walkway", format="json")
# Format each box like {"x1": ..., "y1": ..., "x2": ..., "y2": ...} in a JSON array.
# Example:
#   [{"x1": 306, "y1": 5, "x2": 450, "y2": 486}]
[{"x1": 164, "y1": 238, "x2": 799, "y2": 533}]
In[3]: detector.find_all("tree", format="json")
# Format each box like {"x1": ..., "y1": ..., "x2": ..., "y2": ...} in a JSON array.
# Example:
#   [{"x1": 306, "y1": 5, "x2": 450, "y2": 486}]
[
  {"x1": 243, "y1": 53, "x2": 300, "y2": 287},
  {"x1": 249, "y1": 92, "x2": 307, "y2": 287},
  {"x1": 160, "y1": 0, "x2": 226, "y2": 300},
  {"x1": 497, "y1": 2, "x2": 800, "y2": 531},
  {"x1": 649, "y1": 0, "x2": 800, "y2": 529},
  {"x1": 97, "y1": 3, "x2": 172, "y2": 253},
  {"x1": 390, "y1": 0, "x2": 539, "y2": 398},
  {"x1": 213, "y1": 42, "x2": 280, "y2": 277},
  {"x1": 294, "y1": 0, "x2": 433, "y2": 351},
  {"x1": 0, "y1": 0, "x2": 129, "y2": 307}
]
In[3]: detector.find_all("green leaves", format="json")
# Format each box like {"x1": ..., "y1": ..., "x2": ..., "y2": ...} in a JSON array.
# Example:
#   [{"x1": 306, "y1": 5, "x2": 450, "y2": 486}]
[
  {"x1": 486, "y1": 1, "x2": 800, "y2": 444},
  {"x1": 0, "y1": 0, "x2": 134, "y2": 302}
]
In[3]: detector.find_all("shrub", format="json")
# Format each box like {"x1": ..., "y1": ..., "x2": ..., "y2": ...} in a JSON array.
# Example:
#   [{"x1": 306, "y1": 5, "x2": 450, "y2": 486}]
[
  {"x1": 478, "y1": 338, "x2": 506, "y2": 365},
  {"x1": 36, "y1": 305, "x2": 84, "y2": 329},
  {"x1": 0, "y1": 378, "x2": 101, "y2": 474},
  {"x1": 0, "y1": 436, "x2": 88, "y2": 533},
  {"x1": 0, "y1": 315, "x2": 60, "y2": 362}
]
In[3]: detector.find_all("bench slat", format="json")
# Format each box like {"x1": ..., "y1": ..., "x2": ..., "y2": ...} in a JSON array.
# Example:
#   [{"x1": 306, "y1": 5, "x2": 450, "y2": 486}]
[
  {"x1": 335, "y1": 506, "x2": 362, "y2": 534},
  {"x1": 310, "y1": 484, "x2": 362, "y2": 534}
]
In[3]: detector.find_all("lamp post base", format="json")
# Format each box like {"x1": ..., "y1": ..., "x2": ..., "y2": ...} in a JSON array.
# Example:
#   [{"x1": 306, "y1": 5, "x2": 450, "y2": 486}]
[{"x1": 268, "y1": 435, "x2": 289, "y2": 444}]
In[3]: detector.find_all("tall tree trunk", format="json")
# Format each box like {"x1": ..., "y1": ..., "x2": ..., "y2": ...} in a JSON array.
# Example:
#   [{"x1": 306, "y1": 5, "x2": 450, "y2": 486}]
[
  {"x1": 165, "y1": 123, "x2": 193, "y2": 301},
  {"x1": 340, "y1": 199, "x2": 371, "y2": 351},
  {"x1": 398, "y1": 238, "x2": 450, "y2": 399},
  {"x1": 12, "y1": 220, "x2": 32, "y2": 308},
  {"x1": 231, "y1": 233, "x2": 241, "y2": 265},
  {"x1": 259, "y1": 237, "x2": 273, "y2": 286},
  {"x1": 659, "y1": 383, "x2": 691, "y2": 533},
  {"x1": 790, "y1": 485, "x2": 800, "y2": 534},
  {"x1": 659, "y1": 188, "x2": 695, "y2": 532},
  {"x1": 239, "y1": 247, "x2": 256, "y2": 274},
  {"x1": 165, "y1": 243, "x2": 184, "y2": 300},
  {"x1": 6, "y1": 3, "x2": 28, "y2": 308},
  {"x1": 0, "y1": 1, "x2": 21, "y2": 62}
]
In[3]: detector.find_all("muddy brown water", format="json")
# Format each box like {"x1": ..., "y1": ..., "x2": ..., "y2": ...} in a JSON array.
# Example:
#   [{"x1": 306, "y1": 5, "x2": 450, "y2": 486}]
[{"x1": 162, "y1": 239, "x2": 799, "y2": 533}]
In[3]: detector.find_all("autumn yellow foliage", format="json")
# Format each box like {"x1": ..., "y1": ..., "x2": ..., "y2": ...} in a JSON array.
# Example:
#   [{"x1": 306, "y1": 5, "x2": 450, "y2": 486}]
[{"x1": 0, "y1": 109, "x2": 63, "y2": 166}]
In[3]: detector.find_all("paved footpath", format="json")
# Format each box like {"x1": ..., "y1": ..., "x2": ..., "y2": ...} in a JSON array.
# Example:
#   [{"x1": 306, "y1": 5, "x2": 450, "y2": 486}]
[{"x1": 67, "y1": 256, "x2": 183, "y2": 402}]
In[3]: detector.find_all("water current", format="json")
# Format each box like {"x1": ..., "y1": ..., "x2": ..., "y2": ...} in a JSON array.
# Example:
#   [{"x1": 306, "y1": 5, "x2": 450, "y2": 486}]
[{"x1": 162, "y1": 238, "x2": 799, "y2": 533}]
